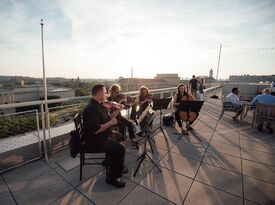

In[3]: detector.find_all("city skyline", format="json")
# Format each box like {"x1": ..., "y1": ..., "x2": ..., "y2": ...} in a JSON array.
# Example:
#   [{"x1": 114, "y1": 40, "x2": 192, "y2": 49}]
[{"x1": 0, "y1": 0, "x2": 275, "y2": 79}]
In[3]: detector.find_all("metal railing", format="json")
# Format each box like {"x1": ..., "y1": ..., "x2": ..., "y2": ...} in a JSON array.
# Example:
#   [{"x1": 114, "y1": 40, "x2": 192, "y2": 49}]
[{"x1": 0, "y1": 82, "x2": 222, "y2": 171}]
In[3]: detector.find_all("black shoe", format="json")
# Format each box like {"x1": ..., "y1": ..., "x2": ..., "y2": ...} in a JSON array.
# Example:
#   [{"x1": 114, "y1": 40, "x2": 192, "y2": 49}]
[
  {"x1": 188, "y1": 126, "x2": 194, "y2": 131},
  {"x1": 258, "y1": 124, "x2": 263, "y2": 131},
  {"x1": 106, "y1": 178, "x2": 126, "y2": 188},
  {"x1": 132, "y1": 141, "x2": 139, "y2": 149},
  {"x1": 266, "y1": 125, "x2": 274, "y2": 134},
  {"x1": 102, "y1": 159, "x2": 108, "y2": 167},
  {"x1": 122, "y1": 165, "x2": 128, "y2": 174}
]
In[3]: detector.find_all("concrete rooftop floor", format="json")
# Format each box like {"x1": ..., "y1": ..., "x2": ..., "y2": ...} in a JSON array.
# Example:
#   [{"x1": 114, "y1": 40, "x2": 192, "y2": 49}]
[{"x1": 0, "y1": 97, "x2": 275, "y2": 205}]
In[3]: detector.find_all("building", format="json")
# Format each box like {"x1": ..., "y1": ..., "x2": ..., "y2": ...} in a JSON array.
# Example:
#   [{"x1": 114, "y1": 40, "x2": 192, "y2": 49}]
[
  {"x1": 0, "y1": 85, "x2": 75, "y2": 105},
  {"x1": 117, "y1": 74, "x2": 180, "y2": 92},
  {"x1": 209, "y1": 69, "x2": 213, "y2": 78},
  {"x1": 229, "y1": 75, "x2": 275, "y2": 83}
]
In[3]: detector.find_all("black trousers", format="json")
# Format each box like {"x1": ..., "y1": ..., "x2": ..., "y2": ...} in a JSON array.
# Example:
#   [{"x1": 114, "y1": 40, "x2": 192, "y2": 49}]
[
  {"x1": 175, "y1": 110, "x2": 183, "y2": 128},
  {"x1": 85, "y1": 139, "x2": 125, "y2": 180},
  {"x1": 117, "y1": 114, "x2": 136, "y2": 140}
]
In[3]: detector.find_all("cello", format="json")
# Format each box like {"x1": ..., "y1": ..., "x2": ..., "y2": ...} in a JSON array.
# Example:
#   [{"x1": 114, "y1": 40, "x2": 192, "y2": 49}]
[{"x1": 179, "y1": 85, "x2": 198, "y2": 124}]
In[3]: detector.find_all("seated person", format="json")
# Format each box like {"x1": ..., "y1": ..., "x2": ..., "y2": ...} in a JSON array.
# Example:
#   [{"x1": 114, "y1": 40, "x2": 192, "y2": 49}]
[
  {"x1": 250, "y1": 88, "x2": 275, "y2": 133},
  {"x1": 173, "y1": 84, "x2": 197, "y2": 133},
  {"x1": 108, "y1": 84, "x2": 139, "y2": 149},
  {"x1": 225, "y1": 87, "x2": 243, "y2": 122},
  {"x1": 130, "y1": 86, "x2": 153, "y2": 120},
  {"x1": 83, "y1": 84, "x2": 126, "y2": 188},
  {"x1": 271, "y1": 81, "x2": 275, "y2": 96}
]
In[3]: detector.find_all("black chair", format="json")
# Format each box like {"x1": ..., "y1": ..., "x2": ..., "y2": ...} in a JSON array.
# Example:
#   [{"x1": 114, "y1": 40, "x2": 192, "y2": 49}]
[{"x1": 74, "y1": 113, "x2": 107, "y2": 181}]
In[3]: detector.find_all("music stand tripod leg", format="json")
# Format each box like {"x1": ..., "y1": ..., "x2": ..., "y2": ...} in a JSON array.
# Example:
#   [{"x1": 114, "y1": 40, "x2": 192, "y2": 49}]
[
  {"x1": 150, "y1": 110, "x2": 168, "y2": 141},
  {"x1": 133, "y1": 152, "x2": 146, "y2": 177}
]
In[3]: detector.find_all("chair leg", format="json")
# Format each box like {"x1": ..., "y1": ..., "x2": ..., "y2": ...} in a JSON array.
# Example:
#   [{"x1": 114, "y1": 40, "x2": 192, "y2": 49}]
[
  {"x1": 80, "y1": 152, "x2": 83, "y2": 181},
  {"x1": 219, "y1": 109, "x2": 224, "y2": 120},
  {"x1": 251, "y1": 111, "x2": 256, "y2": 128}
]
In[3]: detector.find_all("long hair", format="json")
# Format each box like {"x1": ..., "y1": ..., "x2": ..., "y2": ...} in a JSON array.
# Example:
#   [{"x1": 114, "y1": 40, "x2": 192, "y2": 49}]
[
  {"x1": 109, "y1": 84, "x2": 121, "y2": 96},
  {"x1": 139, "y1": 85, "x2": 149, "y2": 97},
  {"x1": 177, "y1": 84, "x2": 187, "y2": 101}
]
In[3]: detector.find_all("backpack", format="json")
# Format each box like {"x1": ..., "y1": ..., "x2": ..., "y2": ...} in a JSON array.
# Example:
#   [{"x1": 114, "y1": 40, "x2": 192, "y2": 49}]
[
  {"x1": 163, "y1": 113, "x2": 175, "y2": 127},
  {"x1": 69, "y1": 130, "x2": 80, "y2": 158}
]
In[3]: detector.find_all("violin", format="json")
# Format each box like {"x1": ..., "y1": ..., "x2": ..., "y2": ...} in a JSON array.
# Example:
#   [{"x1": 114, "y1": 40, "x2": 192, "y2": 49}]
[
  {"x1": 110, "y1": 93, "x2": 137, "y2": 109},
  {"x1": 179, "y1": 92, "x2": 197, "y2": 122},
  {"x1": 102, "y1": 101, "x2": 124, "y2": 110}
]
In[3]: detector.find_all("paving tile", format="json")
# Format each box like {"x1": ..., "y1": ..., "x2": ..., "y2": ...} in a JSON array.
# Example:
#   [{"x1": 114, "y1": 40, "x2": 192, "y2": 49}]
[
  {"x1": 8, "y1": 170, "x2": 73, "y2": 205},
  {"x1": 242, "y1": 149, "x2": 275, "y2": 166},
  {"x1": 56, "y1": 157, "x2": 80, "y2": 172},
  {"x1": 46, "y1": 149, "x2": 70, "y2": 169},
  {"x1": 215, "y1": 122, "x2": 237, "y2": 132},
  {"x1": 151, "y1": 133, "x2": 176, "y2": 151},
  {"x1": 184, "y1": 181, "x2": 243, "y2": 205},
  {"x1": 240, "y1": 138, "x2": 275, "y2": 154},
  {"x1": 77, "y1": 171, "x2": 136, "y2": 205},
  {"x1": 170, "y1": 140, "x2": 205, "y2": 161},
  {"x1": 50, "y1": 189, "x2": 94, "y2": 205},
  {"x1": 2, "y1": 160, "x2": 52, "y2": 187},
  {"x1": 179, "y1": 130, "x2": 212, "y2": 145},
  {"x1": 121, "y1": 151, "x2": 155, "y2": 183},
  {"x1": 244, "y1": 200, "x2": 259, "y2": 205},
  {"x1": 159, "y1": 151, "x2": 200, "y2": 178},
  {"x1": 244, "y1": 176, "x2": 275, "y2": 205},
  {"x1": 195, "y1": 163, "x2": 243, "y2": 197},
  {"x1": 242, "y1": 159, "x2": 275, "y2": 184},
  {"x1": 192, "y1": 120, "x2": 217, "y2": 132},
  {"x1": 0, "y1": 177, "x2": 8, "y2": 194},
  {"x1": 119, "y1": 185, "x2": 174, "y2": 205},
  {"x1": 139, "y1": 167, "x2": 193, "y2": 205},
  {"x1": 203, "y1": 150, "x2": 242, "y2": 173},
  {"x1": 211, "y1": 132, "x2": 240, "y2": 147},
  {"x1": 209, "y1": 141, "x2": 241, "y2": 158},
  {"x1": 0, "y1": 192, "x2": 17, "y2": 205},
  {"x1": 55, "y1": 163, "x2": 104, "y2": 187}
]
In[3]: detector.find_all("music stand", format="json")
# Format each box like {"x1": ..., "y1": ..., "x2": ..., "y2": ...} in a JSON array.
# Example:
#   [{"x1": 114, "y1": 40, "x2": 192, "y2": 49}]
[
  {"x1": 135, "y1": 107, "x2": 156, "y2": 153},
  {"x1": 133, "y1": 111, "x2": 162, "y2": 177},
  {"x1": 176, "y1": 101, "x2": 204, "y2": 141},
  {"x1": 151, "y1": 98, "x2": 172, "y2": 141}
]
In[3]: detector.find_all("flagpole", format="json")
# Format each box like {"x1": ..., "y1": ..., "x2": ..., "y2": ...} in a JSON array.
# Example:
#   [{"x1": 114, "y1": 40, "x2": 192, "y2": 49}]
[
  {"x1": 216, "y1": 44, "x2": 222, "y2": 81},
  {"x1": 40, "y1": 19, "x2": 50, "y2": 160}
]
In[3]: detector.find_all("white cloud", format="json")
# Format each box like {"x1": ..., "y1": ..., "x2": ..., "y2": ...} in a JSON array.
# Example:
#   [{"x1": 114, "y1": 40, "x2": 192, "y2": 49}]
[{"x1": 0, "y1": 0, "x2": 275, "y2": 79}]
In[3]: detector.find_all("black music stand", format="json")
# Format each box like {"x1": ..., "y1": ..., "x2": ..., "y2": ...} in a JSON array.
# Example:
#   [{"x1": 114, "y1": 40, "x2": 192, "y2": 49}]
[
  {"x1": 135, "y1": 107, "x2": 156, "y2": 153},
  {"x1": 175, "y1": 101, "x2": 204, "y2": 141},
  {"x1": 133, "y1": 111, "x2": 162, "y2": 177},
  {"x1": 151, "y1": 98, "x2": 172, "y2": 141}
]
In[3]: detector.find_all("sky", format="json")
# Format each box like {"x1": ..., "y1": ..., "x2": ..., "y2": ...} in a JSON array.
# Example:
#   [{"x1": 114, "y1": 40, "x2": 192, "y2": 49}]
[{"x1": 0, "y1": 0, "x2": 275, "y2": 79}]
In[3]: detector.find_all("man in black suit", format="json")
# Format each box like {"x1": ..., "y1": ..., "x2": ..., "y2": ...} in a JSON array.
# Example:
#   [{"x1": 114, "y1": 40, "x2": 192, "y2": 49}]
[{"x1": 83, "y1": 84, "x2": 126, "y2": 188}]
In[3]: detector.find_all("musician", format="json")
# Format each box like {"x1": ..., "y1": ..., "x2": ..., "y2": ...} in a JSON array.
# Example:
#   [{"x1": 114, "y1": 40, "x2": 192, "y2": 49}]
[
  {"x1": 130, "y1": 86, "x2": 153, "y2": 120},
  {"x1": 83, "y1": 84, "x2": 126, "y2": 188},
  {"x1": 173, "y1": 84, "x2": 197, "y2": 133},
  {"x1": 108, "y1": 84, "x2": 139, "y2": 149}
]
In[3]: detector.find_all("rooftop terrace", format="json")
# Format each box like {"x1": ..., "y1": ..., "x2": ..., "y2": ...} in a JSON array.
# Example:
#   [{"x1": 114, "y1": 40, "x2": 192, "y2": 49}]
[{"x1": 0, "y1": 93, "x2": 275, "y2": 205}]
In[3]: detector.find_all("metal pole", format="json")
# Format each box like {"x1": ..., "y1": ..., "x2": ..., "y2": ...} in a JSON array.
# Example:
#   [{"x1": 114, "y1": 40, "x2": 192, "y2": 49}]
[
  {"x1": 35, "y1": 110, "x2": 42, "y2": 157},
  {"x1": 40, "y1": 104, "x2": 48, "y2": 160},
  {"x1": 216, "y1": 44, "x2": 222, "y2": 81},
  {"x1": 40, "y1": 19, "x2": 51, "y2": 151}
]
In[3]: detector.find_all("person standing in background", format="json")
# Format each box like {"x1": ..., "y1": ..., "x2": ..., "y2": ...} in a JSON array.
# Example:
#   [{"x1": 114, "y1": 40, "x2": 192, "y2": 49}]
[
  {"x1": 271, "y1": 81, "x2": 275, "y2": 96},
  {"x1": 189, "y1": 75, "x2": 198, "y2": 100},
  {"x1": 198, "y1": 78, "x2": 206, "y2": 101}
]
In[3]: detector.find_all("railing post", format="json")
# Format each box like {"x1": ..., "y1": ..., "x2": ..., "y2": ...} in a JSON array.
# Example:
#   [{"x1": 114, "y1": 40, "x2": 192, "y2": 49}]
[
  {"x1": 40, "y1": 103, "x2": 48, "y2": 161},
  {"x1": 35, "y1": 110, "x2": 42, "y2": 157},
  {"x1": 45, "y1": 104, "x2": 51, "y2": 152},
  {"x1": 170, "y1": 91, "x2": 173, "y2": 97}
]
